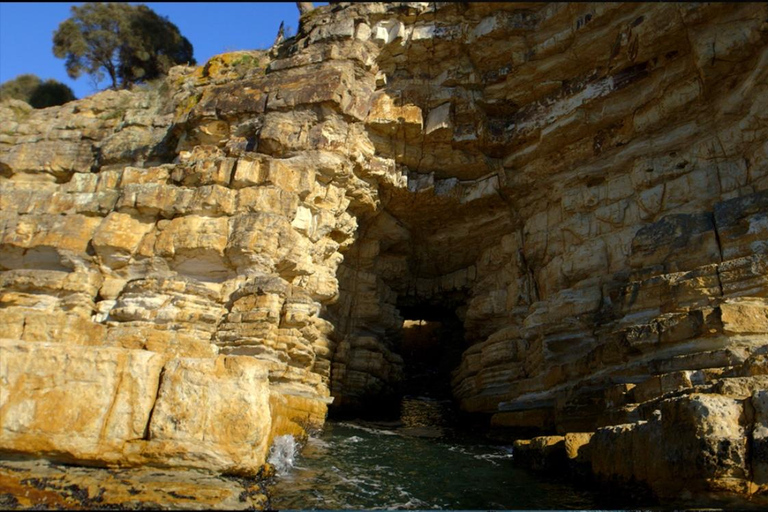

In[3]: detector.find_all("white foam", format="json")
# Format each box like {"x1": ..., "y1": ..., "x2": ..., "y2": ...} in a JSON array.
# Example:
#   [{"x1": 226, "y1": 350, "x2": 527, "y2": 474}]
[
  {"x1": 268, "y1": 434, "x2": 298, "y2": 475},
  {"x1": 337, "y1": 422, "x2": 399, "y2": 436},
  {"x1": 383, "y1": 496, "x2": 433, "y2": 510}
]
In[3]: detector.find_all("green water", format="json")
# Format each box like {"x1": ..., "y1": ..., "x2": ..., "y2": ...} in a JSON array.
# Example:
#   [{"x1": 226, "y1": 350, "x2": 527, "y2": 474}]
[{"x1": 267, "y1": 397, "x2": 639, "y2": 510}]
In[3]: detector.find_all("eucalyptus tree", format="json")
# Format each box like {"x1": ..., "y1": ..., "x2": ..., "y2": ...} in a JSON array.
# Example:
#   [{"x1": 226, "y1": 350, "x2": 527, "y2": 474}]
[{"x1": 53, "y1": 2, "x2": 195, "y2": 90}]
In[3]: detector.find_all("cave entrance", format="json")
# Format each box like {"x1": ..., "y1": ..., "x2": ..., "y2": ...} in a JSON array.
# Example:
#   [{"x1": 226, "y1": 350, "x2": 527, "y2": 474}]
[{"x1": 397, "y1": 298, "x2": 467, "y2": 402}]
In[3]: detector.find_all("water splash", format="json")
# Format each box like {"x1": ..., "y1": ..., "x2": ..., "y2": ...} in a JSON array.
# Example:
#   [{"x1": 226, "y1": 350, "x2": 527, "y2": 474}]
[
  {"x1": 267, "y1": 420, "x2": 609, "y2": 510},
  {"x1": 268, "y1": 434, "x2": 298, "y2": 475}
]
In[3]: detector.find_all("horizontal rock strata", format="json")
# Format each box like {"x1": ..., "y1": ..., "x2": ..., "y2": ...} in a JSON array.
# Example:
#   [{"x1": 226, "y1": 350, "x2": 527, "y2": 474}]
[{"x1": 1, "y1": 0, "x2": 768, "y2": 503}]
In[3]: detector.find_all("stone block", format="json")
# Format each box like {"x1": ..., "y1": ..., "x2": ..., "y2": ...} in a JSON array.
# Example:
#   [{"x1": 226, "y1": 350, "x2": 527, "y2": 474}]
[
  {"x1": 232, "y1": 156, "x2": 268, "y2": 188},
  {"x1": 0, "y1": 339, "x2": 164, "y2": 464},
  {"x1": 564, "y1": 432, "x2": 593, "y2": 463},
  {"x1": 92, "y1": 212, "x2": 153, "y2": 269},
  {"x1": 720, "y1": 299, "x2": 768, "y2": 335},
  {"x1": 592, "y1": 393, "x2": 748, "y2": 496},
  {"x1": 146, "y1": 355, "x2": 272, "y2": 475}
]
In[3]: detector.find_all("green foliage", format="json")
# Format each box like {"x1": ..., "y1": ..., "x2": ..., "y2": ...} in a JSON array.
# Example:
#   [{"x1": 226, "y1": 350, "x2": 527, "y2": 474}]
[
  {"x1": 231, "y1": 55, "x2": 257, "y2": 67},
  {"x1": 0, "y1": 74, "x2": 76, "y2": 108},
  {"x1": 28, "y1": 80, "x2": 77, "y2": 108},
  {"x1": 119, "y1": 5, "x2": 196, "y2": 85},
  {"x1": 0, "y1": 74, "x2": 40, "y2": 102},
  {"x1": 52, "y1": 2, "x2": 195, "y2": 90}
]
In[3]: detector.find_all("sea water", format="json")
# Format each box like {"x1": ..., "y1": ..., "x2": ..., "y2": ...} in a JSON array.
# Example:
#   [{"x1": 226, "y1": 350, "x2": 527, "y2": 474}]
[{"x1": 266, "y1": 397, "x2": 638, "y2": 510}]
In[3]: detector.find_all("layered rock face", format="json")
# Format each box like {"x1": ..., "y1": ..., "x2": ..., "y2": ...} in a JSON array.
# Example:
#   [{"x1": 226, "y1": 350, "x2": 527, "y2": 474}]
[
  {"x1": 0, "y1": 49, "x2": 347, "y2": 474},
  {"x1": 2, "y1": 0, "x2": 768, "y2": 502}
]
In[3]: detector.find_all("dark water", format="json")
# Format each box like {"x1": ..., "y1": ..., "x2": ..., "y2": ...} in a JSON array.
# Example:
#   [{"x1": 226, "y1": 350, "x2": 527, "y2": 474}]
[{"x1": 267, "y1": 397, "x2": 616, "y2": 510}]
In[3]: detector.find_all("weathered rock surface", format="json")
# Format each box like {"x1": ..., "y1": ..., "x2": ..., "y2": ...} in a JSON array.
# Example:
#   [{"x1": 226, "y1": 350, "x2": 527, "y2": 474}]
[
  {"x1": 0, "y1": 458, "x2": 270, "y2": 510},
  {"x1": 1, "y1": 0, "x2": 768, "y2": 505},
  {"x1": 0, "y1": 340, "x2": 272, "y2": 475}
]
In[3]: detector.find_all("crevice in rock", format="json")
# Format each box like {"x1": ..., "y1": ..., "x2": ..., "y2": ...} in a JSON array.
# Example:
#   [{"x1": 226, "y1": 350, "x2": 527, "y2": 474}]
[
  {"x1": 711, "y1": 209, "x2": 726, "y2": 298},
  {"x1": 142, "y1": 366, "x2": 166, "y2": 441}
]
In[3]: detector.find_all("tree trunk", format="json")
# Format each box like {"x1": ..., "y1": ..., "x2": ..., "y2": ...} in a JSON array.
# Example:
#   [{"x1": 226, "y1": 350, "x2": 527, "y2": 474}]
[{"x1": 106, "y1": 64, "x2": 117, "y2": 90}]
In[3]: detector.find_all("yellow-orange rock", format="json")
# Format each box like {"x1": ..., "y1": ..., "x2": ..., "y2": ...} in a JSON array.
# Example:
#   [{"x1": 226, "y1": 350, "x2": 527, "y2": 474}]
[
  {"x1": 140, "y1": 355, "x2": 272, "y2": 475},
  {"x1": 0, "y1": 339, "x2": 164, "y2": 464},
  {"x1": 1, "y1": 1, "x2": 768, "y2": 504}
]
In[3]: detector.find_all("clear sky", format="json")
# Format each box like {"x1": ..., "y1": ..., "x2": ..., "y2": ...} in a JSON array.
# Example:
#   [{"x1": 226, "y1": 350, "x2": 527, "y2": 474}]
[{"x1": 0, "y1": 2, "x2": 314, "y2": 100}]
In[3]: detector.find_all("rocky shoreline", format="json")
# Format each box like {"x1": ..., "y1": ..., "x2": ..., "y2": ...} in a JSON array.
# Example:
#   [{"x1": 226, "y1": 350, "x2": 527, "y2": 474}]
[
  {"x1": 0, "y1": 457, "x2": 273, "y2": 510},
  {"x1": 1, "y1": 1, "x2": 768, "y2": 507}
]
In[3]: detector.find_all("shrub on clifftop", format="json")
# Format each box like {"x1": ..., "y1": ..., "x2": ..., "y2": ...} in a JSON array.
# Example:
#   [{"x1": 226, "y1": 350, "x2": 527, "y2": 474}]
[
  {"x1": 0, "y1": 74, "x2": 76, "y2": 108},
  {"x1": 53, "y1": 2, "x2": 195, "y2": 90}
]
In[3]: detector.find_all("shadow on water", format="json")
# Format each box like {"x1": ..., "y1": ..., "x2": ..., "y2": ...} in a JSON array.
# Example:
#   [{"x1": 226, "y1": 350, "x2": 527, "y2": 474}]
[
  {"x1": 266, "y1": 397, "x2": 661, "y2": 510},
  {"x1": 267, "y1": 309, "x2": 767, "y2": 510}
]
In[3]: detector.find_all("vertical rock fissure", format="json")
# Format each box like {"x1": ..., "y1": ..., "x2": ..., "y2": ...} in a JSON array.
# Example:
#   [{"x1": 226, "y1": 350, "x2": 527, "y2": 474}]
[
  {"x1": 142, "y1": 367, "x2": 166, "y2": 441},
  {"x1": 711, "y1": 211, "x2": 726, "y2": 298}
]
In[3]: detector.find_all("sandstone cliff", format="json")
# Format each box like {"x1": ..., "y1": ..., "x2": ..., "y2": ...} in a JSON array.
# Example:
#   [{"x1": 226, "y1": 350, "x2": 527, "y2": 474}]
[{"x1": 1, "y1": 1, "x2": 768, "y2": 504}]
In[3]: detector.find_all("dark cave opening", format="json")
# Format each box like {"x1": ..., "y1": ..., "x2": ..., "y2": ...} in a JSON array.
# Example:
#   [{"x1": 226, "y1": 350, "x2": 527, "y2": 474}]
[{"x1": 397, "y1": 299, "x2": 467, "y2": 402}]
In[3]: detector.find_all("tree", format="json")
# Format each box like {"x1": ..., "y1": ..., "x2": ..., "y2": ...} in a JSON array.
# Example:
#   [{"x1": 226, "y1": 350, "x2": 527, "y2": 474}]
[
  {"x1": 0, "y1": 74, "x2": 76, "y2": 108},
  {"x1": 53, "y1": 2, "x2": 195, "y2": 90},
  {"x1": 118, "y1": 5, "x2": 195, "y2": 85}
]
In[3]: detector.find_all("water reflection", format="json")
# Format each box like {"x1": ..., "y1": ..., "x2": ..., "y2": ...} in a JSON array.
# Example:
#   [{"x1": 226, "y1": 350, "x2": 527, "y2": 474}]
[{"x1": 267, "y1": 397, "x2": 603, "y2": 510}]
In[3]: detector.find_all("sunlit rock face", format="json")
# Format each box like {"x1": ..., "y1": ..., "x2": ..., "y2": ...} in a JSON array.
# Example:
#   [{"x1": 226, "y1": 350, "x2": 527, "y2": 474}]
[{"x1": 1, "y1": 0, "x2": 768, "y2": 501}]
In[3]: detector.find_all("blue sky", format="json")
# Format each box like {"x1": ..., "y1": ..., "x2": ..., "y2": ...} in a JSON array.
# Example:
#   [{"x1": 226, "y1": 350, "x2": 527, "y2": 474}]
[{"x1": 0, "y1": 2, "x2": 313, "y2": 100}]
